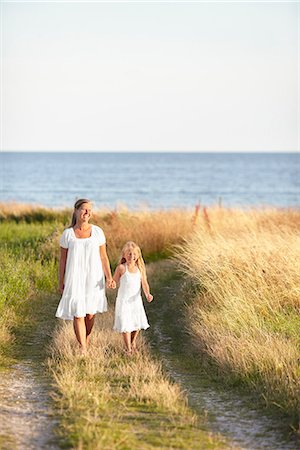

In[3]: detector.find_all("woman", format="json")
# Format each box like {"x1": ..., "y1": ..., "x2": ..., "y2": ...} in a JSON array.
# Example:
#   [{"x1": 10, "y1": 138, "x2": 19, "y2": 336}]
[{"x1": 56, "y1": 198, "x2": 115, "y2": 355}]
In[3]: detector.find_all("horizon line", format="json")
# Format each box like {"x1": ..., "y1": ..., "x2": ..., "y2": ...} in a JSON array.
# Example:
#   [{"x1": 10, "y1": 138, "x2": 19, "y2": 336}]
[{"x1": 1, "y1": 150, "x2": 299, "y2": 154}]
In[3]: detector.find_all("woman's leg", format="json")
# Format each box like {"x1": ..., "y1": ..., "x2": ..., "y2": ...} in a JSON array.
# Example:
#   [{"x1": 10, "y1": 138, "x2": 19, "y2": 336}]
[
  {"x1": 131, "y1": 330, "x2": 140, "y2": 351},
  {"x1": 85, "y1": 314, "x2": 95, "y2": 346},
  {"x1": 73, "y1": 317, "x2": 87, "y2": 353},
  {"x1": 122, "y1": 332, "x2": 132, "y2": 353}
]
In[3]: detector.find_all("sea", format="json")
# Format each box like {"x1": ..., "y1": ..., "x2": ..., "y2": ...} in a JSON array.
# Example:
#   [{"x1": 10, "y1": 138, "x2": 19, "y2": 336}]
[{"x1": 0, "y1": 152, "x2": 299, "y2": 210}]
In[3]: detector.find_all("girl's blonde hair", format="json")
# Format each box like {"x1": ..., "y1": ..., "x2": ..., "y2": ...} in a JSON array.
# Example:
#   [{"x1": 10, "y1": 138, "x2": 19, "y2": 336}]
[
  {"x1": 119, "y1": 241, "x2": 146, "y2": 277},
  {"x1": 68, "y1": 198, "x2": 91, "y2": 228}
]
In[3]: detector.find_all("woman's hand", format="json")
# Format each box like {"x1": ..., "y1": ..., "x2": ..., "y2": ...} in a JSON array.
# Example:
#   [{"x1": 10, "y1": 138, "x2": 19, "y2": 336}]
[
  {"x1": 106, "y1": 279, "x2": 116, "y2": 289},
  {"x1": 59, "y1": 284, "x2": 64, "y2": 294},
  {"x1": 146, "y1": 293, "x2": 153, "y2": 302}
]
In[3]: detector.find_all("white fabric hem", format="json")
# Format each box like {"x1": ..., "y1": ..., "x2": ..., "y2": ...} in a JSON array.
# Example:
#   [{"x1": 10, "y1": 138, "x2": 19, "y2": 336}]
[
  {"x1": 113, "y1": 324, "x2": 149, "y2": 333},
  {"x1": 56, "y1": 307, "x2": 108, "y2": 321}
]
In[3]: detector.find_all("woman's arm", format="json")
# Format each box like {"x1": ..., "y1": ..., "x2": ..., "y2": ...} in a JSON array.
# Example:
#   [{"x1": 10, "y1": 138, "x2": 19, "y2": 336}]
[
  {"x1": 141, "y1": 273, "x2": 153, "y2": 302},
  {"x1": 59, "y1": 247, "x2": 68, "y2": 294},
  {"x1": 100, "y1": 244, "x2": 116, "y2": 289}
]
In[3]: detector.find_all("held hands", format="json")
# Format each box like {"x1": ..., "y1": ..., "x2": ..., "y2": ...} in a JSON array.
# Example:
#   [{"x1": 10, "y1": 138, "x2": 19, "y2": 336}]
[
  {"x1": 146, "y1": 293, "x2": 153, "y2": 302},
  {"x1": 106, "y1": 279, "x2": 116, "y2": 289},
  {"x1": 60, "y1": 280, "x2": 116, "y2": 292}
]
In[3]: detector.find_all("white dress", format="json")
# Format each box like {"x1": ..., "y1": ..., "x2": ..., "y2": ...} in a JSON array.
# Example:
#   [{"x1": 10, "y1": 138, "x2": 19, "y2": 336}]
[
  {"x1": 113, "y1": 265, "x2": 149, "y2": 333},
  {"x1": 56, "y1": 225, "x2": 108, "y2": 320}
]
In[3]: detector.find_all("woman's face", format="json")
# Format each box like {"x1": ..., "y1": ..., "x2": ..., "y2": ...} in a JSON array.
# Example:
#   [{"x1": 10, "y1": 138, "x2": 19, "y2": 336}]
[{"x1": 76, "y1": 202, "x2": 92, "y2": 223}]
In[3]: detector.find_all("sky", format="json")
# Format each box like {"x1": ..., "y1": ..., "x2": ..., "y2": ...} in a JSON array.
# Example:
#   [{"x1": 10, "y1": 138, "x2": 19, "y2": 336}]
[{"x1": 1, "y1": 0, "x2": 299, "y2": 152}]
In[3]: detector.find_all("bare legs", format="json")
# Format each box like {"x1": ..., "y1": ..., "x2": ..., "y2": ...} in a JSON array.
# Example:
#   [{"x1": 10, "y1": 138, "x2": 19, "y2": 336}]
[
  {"x1": 73, "y1": 317, "x2": 140, "y2": 356},
  {"x1": 85, "y1": 314, "x2": 95, "y2": 346},
  {"x1": 122, "y1": 330, "x2": 140, "y2": 354},
  {"x1": 73, "y1": 314, "x2": 95, "y2": 355},
  {"x1": 122, "y1": 332, "x2": 132, "y2": 354},
  {"x1": 131, "y1": 330, "x2": 139, "y2": 352}
]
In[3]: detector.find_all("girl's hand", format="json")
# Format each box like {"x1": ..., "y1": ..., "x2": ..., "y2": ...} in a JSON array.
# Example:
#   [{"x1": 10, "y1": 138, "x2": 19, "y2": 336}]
[
  {"x1": 106, "y1": 279, "x2": 116, "y2": 289},
  {"x1": 59, "y1": 284, "x2": 64, "y2": 294},
  {"x1": 146, "y1": 293, "x2": 153, "y2": 302}
]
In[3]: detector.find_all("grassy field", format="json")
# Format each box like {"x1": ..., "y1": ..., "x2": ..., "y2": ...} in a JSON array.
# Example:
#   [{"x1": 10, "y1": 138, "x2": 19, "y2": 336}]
[
  {"x1": 1, "y1": 204, "x2": 226, "y2": 449},
  {"x1": 49, "y1": 303, "x2": 224, "y2": 449},
  {"x1": 2, "y1": 203, "x2": 299, "y2": 446},
  {"x1": 0, "y1": 203, "x2": 194, "y2": 367},
  {"x1": 0, "y1": 221, "x2": 58, "y2": 365},
  {"x1": 175, "y1": 207, "x2": 300, "y2": 423}
]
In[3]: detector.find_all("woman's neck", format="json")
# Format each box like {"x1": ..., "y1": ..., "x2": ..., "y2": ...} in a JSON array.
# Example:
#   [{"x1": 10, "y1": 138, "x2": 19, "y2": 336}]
[{"x1": 74, "y1": 221, "x2": 90, "y2": 230}]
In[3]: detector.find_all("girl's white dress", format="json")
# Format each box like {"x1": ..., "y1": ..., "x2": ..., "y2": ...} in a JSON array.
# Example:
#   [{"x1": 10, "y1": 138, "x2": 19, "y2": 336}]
[
  {"x1": 113, "y1": 265, "x2": 149, "y2": 333},
  {"x1": 56, "y1": 225, "x2": 107, "y2": 320}
]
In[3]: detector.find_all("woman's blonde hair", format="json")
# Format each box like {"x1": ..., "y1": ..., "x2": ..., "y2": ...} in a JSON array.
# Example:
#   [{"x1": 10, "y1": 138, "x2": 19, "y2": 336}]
[
  {"x1": 68, "y1": 198, "x2": 91, "y2": 228},
  {"x1": 119, "y1": 241, "x2": 146, "y2": 277}
]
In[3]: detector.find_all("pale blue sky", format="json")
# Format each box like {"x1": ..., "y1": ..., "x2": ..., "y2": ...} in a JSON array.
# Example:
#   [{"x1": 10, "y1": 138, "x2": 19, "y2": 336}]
[{"x1": 1, "y1": 0, "x2": 299, "y2": 152}]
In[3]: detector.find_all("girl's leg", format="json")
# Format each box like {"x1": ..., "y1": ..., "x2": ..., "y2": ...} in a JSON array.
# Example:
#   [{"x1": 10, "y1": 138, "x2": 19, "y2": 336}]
[
  {"x1": 131, "y1": 330, "x2": 140, "y2": 352},
  {"x1": 122, "y1": 332, "x2": 132, "y2": 353},
  {"x1": 73, "y1": 317, "x2": 87, "y2": 353},
  {"x1": 85, "y1": 314, "x2": 95, "y2": 346}
]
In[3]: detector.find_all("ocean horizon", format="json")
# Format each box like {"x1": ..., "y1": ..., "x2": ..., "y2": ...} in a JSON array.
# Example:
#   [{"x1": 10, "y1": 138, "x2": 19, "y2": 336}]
[{"x1": 1, "y1": 152, "x2": 299, "y2": 210}]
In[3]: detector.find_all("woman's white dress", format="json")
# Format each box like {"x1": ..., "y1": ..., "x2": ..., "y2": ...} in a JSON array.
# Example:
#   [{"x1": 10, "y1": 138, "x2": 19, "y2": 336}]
[
  {"x1": 113, "y1": 265, "x2": 149, "y2": 333},
  {"x1": 56, "y1": 225, "x2": 107, "y2": 320}
]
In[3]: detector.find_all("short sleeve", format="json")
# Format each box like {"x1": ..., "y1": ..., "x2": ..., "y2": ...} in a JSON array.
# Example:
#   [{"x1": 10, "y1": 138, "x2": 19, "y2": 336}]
[
  {"x1": 60, "y1": 229, "x2": 69, "y2": 249},
  {"x1": 94, "y1": 226, "x2": 106, "y2": 246}
]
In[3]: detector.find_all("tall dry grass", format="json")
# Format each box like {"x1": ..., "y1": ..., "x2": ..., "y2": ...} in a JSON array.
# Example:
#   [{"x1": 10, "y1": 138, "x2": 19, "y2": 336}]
[
  {"x1": 98, "y1": 208, "x2": 194, "y2": 263},
  {"x1": 0, "y1": 202, "x2": 70, "y2": 223},
  {"x1": 0, "y1": 203, "x2": 194, "y2": 265},
  {"x1": 49, "y1": 307, "x2": 223, "y2": 449},
  {"x1": 175, "y1": 207, "x2": 300, "y2": 419},
  {"x1": 0, "y1": 204, "x2": 193, "y2": 367},
  {"x1": 1, "y1": 204, "x2": 226, "y2": 446}
]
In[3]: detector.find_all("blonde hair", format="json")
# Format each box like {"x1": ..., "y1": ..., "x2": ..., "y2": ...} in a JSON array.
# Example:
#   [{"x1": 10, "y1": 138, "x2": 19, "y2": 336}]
[
  {"x1": 119, "y1": 241, "x2": 146, "y2": 277},
  {"x1": 69, "y1": 198, "x2": 91, "y2": 228}
]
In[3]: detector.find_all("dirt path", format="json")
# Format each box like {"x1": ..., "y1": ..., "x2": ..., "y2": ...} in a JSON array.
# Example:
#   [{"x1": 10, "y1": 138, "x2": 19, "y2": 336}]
[
  {"x1": 0, "y1": 295, "x2": 62, "y2": 450},
  {"x1": 0, "y1": 363, "x2": 58, "y2": 449},
  {"x1": 0, "y1": 261, "x2": 298, "y2": 449},
  {"x1": 146, "y1": 261, "x2": 299, "y2": 450}
]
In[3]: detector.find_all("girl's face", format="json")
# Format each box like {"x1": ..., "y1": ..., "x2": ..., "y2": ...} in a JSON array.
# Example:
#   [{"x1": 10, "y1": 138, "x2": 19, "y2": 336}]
[
  {"x1": 76, "y1": 202, "x2": 92, "y2": 223},
  {"x1": 124, "y1": 248, "x2": 139, "y2": 263}
]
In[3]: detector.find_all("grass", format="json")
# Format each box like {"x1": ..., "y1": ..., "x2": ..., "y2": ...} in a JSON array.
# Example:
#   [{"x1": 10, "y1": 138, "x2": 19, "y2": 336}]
[
  {"x1": 2, "y1": 203, "x2": 299, "y2": 445},
  {"x1": 174, "y1": 206, "x2": 300, "y2": 422},
  {"x1": 0, "y1": 223, "x2": 58, "y2": 366},
  {"x1": 49, "y1": 307, "x2": 224, "y2": 449},
  {"x1": 0, "y1": 203, "x2": 194, "y2": 265},
  {"x1": 0, "y1": 204, "x2": 194, "y2": 368},
  {"x1": 1, "y1": 204, "x2": 226, "y2": 448}
]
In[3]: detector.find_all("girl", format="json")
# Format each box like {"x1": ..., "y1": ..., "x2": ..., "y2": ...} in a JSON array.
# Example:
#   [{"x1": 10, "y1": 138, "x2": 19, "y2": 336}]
[
  {"x1": 113, "y1": 241, "x2": 153, "y2": 354},
  {"x1": 56, "y1": 198, "x2": 115, "y2": 355}
]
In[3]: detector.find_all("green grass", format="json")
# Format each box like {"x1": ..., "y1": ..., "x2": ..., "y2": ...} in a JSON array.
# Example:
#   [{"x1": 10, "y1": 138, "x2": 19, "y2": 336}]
[
  {"x1": 50, "y1": 312, "x2": 225, "y2": 450},
  {"x1": 0, "y1": 222, "x2": 60, "y2": 255},
  {"x1": 0, "y1": 222, "x2": 59, "y2": 367},
  {"x1": 0, "y1": 215, "x2": 226, "y2": 449}
]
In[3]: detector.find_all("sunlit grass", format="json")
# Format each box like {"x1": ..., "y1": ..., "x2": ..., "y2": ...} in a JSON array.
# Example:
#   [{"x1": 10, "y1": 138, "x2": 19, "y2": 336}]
[
  {"x1": 175, "y1": 207, "x2": 300, "y2": 419},
  {"x1": 0, "y1": 204, "x2": 193, "y2": 366},
  {"x1": 0, "y1": 204, "x2": 225, "y2": 448},
  {"x1": 0, "y1": 202, "x2": 194, "y2": 265},
  {"x1": 49, "y1": 308, "x2": 223, "y2": 449},
  {"x1": 2, "y1": 203, "x2": 299, "y2": 442}
]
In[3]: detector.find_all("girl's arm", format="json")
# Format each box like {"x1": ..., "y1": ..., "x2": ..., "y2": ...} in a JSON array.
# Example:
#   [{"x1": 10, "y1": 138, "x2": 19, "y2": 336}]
[
  {"x1": 113, "y1": 264, "x2": 126, "y2": 285},
  {"x1": 141, "y1": 273, "x2": 153, "y2": 302},
  {"x1": 59, "y1": 247, "x2": 68, "y2": 294},
  {"x1": 100, "y1": 244, "x2": 116, "y2": 289}
]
